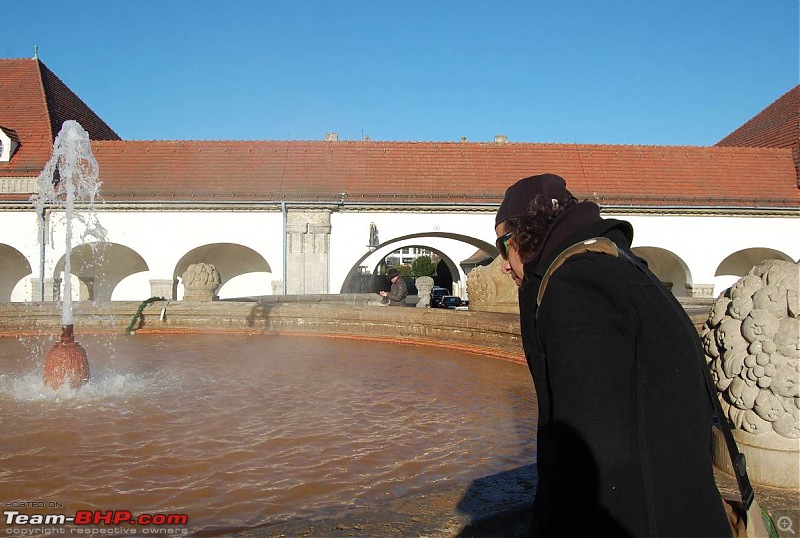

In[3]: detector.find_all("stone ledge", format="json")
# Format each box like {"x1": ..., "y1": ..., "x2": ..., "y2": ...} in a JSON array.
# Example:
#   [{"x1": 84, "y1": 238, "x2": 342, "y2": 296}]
[{"x1": 0, "y1": 299, "x2": 525, "y2": 363}]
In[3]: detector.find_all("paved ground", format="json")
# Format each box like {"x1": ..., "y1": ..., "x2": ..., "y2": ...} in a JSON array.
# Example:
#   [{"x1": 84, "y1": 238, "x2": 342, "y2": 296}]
[{"x1": 220, "y1": 464, "x2": 798, "y2": 538}]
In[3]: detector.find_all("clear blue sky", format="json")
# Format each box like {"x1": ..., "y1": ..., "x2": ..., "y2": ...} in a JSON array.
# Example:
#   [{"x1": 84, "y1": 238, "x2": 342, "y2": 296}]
[{"x1": 4, "y1": 1, "x2": 798, "y2": 146}]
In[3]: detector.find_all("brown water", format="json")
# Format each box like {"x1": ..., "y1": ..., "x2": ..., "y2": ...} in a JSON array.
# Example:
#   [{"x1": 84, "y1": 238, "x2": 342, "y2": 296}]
[{"x1": 0, "y1": 333, "x2": 535, "y2": 535}]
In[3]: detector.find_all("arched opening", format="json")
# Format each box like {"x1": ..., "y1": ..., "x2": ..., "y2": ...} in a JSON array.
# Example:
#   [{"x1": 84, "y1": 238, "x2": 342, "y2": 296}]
[
  {"x1": 174, "y1": 243, "x2": 273, "y2": 300},
  {"x1": 715, "y1": 248, "x2": 794, "y2": 293},
  {"x1": 631, "y1": 247, "x2": 691, "y2": 297},
  {"x1": 339, "y1": 233, "x2": 496, "y2": 299},
  {"x1": 54, "y1": 242, "x2": 148, "y2": 302},
  {"x1": 0, "y1": 244, "x2": 32, "y2": 302}
]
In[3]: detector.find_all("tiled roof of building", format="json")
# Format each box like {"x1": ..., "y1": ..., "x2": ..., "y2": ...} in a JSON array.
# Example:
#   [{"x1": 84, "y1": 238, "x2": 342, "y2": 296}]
[
  {"x1": 715, "y1": 85, "x2": 800, "y2": 189},
  {"x1": 0, "y1": 125, "x2": 21, "y2": 144},
  {"x1": 0, "y1": 58, "x2": 119, "y2": 175},
  {"x1": 81, "y1": 139, "x2": 798, "y2": 207},
  {"x1": 0, "y1": 58, "x2": 797, "y2": 209},
  {"x1": 716, "y1": 85, "x2": 799, "y2": 150}
]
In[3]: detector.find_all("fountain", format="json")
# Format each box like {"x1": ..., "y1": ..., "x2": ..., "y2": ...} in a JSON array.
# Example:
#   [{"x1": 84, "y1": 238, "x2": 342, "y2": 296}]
[
  {"x1": 0, "y1": 331, "x2": 536, "y2": 534},
  {"x1": 31, "y1": 120, "x2": 105, "y2": 389}
]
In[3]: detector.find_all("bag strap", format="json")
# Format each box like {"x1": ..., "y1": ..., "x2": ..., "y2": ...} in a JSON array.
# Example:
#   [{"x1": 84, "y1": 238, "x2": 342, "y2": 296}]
[{"x1": 536, "y1": 237, "x2": 755, "y2": 510}]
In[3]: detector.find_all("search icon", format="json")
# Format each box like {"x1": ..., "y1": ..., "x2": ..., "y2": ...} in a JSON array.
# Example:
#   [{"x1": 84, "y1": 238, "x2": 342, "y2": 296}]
[{"x1": 777, "y1": 515, "x2": 795, "y2": 534}]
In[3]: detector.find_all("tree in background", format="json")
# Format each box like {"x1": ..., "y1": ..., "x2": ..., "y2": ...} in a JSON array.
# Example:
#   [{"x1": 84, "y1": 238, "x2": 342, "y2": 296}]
[{"x1": 412, "y1": 256, "x2": 436, "y2": 278}]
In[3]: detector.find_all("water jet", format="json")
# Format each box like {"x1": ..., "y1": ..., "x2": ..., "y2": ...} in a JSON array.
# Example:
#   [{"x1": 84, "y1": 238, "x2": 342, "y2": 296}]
[{"x1": 31, "y1": 120, "x2": 105, "y2": 390}]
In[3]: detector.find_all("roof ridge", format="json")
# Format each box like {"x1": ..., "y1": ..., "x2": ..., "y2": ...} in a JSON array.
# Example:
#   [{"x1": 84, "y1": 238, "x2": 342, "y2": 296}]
[{"x1": 32, "y1": 59, "x2": 55, "y2": 143}]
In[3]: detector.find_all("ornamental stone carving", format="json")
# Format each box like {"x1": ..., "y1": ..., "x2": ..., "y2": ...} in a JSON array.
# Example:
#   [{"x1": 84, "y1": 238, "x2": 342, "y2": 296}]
[
  {"x1": 415, "y1": 276, "x2": 434, "y2": 308},
  {"x1": 466, "y1": 256, "x2": 519, "y2": 314},
  {"x1": 181, "y1": 263, "x2": 221, "y2": 301},
  {"x1": 703, "y1": 259, "x2": 800, "y2": 488}
]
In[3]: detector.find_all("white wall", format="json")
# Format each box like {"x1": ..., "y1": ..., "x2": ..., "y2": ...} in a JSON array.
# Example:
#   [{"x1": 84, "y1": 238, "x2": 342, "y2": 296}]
[{"x1": 2, "y1": 206, "x2": 797, "y2": 302}]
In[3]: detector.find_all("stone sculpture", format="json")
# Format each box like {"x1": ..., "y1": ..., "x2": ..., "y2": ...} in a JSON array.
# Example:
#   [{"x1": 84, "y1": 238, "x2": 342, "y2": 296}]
[
  {"x1": 702, "y1": 259, "x2": 800, "y2": 488},
  {"x1": 415, "y1": 275, "x2": 434, "y2": 308},
  {"x1": 466, "y1": 256, "x2": 519, "y2": 314},
  {"x1": 182, "y1": 263, "x2": 221, "y2": 301}
]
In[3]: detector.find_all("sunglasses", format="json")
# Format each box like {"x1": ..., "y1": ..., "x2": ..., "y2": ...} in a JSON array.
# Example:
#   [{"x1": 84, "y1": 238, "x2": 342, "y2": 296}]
[{"x1": 495, "y1": 231, "x2": 514, "y2": 260}]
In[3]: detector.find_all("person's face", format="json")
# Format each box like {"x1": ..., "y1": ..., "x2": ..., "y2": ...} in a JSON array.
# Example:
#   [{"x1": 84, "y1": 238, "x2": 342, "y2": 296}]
[{"x1": 495, "y1": 221, "x2": 525, "y2": 286}]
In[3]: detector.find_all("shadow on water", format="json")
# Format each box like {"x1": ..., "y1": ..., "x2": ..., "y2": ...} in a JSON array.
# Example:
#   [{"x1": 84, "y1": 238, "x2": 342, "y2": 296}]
[
  {"x1": 455, "y1": 463, "x2": 537, "y2": 537},
  {"x1": 455, "y1": 384, "x2": 632, "y2": 537},
  {"x1": 456, "y1": 382, "x2": 538, "y2": 537}
]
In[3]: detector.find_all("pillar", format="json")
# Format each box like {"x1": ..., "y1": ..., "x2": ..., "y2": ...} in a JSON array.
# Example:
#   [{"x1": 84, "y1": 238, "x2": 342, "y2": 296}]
[{"x1": 286, "y1": 210, "x2": 331, "y2": 295}]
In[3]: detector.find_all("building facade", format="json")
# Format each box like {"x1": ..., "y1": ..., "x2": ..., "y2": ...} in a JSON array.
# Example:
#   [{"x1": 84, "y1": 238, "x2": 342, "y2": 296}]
[{"x1": 1, "y1": 58, "x2": 798, "y2": 303}]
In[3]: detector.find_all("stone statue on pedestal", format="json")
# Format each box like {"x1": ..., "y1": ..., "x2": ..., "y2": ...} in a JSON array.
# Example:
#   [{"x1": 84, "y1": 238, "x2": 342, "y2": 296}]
[
  {"x1": 182, "y1": 263, "x2": 221, "y2": 301},
  {"x1": 703, "y1": 259, "x2": 800, "y2": 489}
]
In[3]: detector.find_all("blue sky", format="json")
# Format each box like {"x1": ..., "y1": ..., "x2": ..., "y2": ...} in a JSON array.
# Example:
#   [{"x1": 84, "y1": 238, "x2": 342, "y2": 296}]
[{"x1": 4, "y1": 1, "x2": 798, "y2": 145}]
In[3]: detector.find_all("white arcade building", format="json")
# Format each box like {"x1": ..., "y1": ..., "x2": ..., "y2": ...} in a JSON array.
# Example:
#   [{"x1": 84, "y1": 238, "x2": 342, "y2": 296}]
[{"x1": 0, "y1": 58, "x2": 798, "y2": 304}]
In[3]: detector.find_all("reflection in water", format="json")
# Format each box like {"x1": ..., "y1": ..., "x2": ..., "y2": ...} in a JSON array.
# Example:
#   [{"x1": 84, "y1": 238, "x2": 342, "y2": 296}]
[{"x1": 0, "y1": 333, "x2": 535, "y2": 534}]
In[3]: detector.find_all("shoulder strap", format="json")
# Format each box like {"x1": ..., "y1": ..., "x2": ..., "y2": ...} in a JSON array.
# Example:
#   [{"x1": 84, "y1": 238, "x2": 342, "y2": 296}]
[
  {"x1": 536, "y1": 237, "x2": 755, "y2": 510},
  {"x1": 537, "y1": 237, "x2": 619, "y2": 307}
]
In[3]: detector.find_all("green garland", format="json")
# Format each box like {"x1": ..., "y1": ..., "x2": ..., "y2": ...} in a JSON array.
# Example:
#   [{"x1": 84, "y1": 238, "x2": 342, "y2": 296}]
[{"x1": 125, "y1": 296, "x2": 167, "y2": 335}]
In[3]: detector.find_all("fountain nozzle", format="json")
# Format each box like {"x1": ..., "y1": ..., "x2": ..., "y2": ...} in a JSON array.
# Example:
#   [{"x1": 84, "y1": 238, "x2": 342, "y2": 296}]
[{"x1": 43, "y1": 324, "x2": 90, "y2": 390}]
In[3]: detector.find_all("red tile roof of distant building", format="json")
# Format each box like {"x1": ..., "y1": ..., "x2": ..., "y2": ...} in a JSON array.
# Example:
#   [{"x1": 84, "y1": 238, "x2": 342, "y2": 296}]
[
  {"x1": 0, "y1": 58, "x2": 797, "y2": 208},
  {"x1": 716, "y1": 85, "x2": 799, "y2": 151},
  {"x1": 0, "y1": 58, "x2": 119, "y2": 174}
]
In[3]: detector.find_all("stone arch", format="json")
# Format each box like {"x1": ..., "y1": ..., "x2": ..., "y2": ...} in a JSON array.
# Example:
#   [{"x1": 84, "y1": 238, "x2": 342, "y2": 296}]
[
  {"x1": 54, "y1": 242, "x2": 148, "y2": 302},
  {"x1": 0, "y1": 243, "x2": 32, "y2": 302},
  {"x1": 340, "y1": 232, "x2": 496, "y2": 295},
  {"x1": 714, "y1": 247, "x2": 794, "y2": 294},
  {"x1": 174, "y1": 243, "x2": 273, "y2": 299},
  {"x1": 716, "y1": 248, "x2": 793, "y2": 277},
  {"x1": 631, "y1": 246, "x2": 691, "y2": 297}
]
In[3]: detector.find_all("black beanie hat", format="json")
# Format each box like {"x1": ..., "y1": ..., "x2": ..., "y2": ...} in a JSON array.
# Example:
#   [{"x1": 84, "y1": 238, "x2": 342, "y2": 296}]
[
  {"x1": 386, "y1": 268, "x2": 400, "y2": 279},
  {"x1": 495, "y1": 173, "x2": 575, "y2": 227}
]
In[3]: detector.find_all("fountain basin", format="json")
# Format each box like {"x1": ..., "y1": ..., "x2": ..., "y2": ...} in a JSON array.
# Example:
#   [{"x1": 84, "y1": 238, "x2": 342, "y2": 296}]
[{"x1": 1, "y1": 327, "x2": 535, "y2": 535}]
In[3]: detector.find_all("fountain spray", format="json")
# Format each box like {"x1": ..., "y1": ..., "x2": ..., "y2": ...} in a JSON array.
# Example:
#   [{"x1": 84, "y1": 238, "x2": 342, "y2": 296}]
[{"x1": 31, "y1": 120, "x2": 105, "y2": 389}]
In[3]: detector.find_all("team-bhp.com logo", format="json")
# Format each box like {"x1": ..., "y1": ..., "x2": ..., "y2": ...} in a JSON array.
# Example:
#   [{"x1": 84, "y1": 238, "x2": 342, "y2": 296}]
[{"x1": 4, "y1": 510, "x2": 188, "y2": 534}]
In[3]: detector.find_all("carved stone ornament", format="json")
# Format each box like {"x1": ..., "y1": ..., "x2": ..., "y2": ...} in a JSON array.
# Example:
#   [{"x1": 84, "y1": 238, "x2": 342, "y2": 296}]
[
  {"x1": 415, "y1": 275, "x2": 434, "y2": 308},
  {"x1": 466, "y1": 256, "x2": 519, "y2": 314},
  {"x1": 182, "y1": 263, "x2": 221, "y2": 301},
  {"x1": 703, "y1": 260, "x2": 800, "y2": 439}
]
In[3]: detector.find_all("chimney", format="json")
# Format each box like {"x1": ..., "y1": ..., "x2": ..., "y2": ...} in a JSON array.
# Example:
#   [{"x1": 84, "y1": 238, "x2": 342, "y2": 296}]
[
  {"x1": 325, "y1": 132, "x2": 339, "y2": 142},
  {"x1": 494, "y1": 134, "x2": 508, "y2": 144}
]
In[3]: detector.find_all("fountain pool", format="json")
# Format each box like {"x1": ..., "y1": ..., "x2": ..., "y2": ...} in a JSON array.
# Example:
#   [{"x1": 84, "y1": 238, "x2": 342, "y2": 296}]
[{"x1": 0, "y1": 332, "x2": 536, "y2": 535}]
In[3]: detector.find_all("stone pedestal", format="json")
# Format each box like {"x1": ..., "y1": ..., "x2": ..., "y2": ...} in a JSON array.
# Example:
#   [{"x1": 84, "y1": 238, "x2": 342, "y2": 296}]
[
  {"x1": 686, "y1": 283, "x2": 715, "y2": 297},
  {"x1": 271, "y1": 280, "x2": 284, "y2": 295},
  {"x1": 712, "y1": 428, "x2": 800, "y2": 489},
  {"x1": 149, "y1": 279, "x2": 174, "y2": 300},
  {"x1": 181, "y1": 263, "x2": 221, "y2": 301},
  {"x1": 415, "y1": 276, "x2": 434, "y2": 308},
  {"x1": 30, "y1": 278, "x2": 60, "y2": 302}
]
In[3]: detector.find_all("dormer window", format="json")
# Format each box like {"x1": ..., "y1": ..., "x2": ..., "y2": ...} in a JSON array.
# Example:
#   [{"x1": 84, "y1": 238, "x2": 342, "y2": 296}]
[{"x1": 0, "y1": 126, "x2": 20, "y2": 162}]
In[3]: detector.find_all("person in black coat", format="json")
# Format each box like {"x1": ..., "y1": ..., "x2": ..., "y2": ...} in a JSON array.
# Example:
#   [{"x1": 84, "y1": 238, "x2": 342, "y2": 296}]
[{"x1": 494, "y1": 174, "x2": 731, "y2": 537}]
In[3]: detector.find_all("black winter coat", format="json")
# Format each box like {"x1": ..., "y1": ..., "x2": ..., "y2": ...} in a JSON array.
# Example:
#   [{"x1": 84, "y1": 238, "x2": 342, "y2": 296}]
[{"x1": 518, "y1": 212, "x2": 731, "y2": 537}]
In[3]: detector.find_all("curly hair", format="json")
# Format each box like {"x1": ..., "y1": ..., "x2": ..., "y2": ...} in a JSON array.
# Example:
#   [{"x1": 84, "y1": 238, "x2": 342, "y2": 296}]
[{"x1": 502, "y1": 194, "x2": 578, "y2": 263}]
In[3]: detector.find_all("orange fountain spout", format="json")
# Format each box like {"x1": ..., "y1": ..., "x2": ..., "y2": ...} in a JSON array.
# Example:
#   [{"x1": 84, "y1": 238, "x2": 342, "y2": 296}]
[{"x1": 43, "y1": 324, "x2": 90, "y2": 389}]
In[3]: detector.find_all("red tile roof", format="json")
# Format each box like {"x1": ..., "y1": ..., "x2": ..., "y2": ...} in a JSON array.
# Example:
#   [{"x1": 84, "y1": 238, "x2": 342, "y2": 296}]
[
  {"x1": 716, "y1": 85, "x2": 799, "y2": 150},
  {"x1": 716, "y1": 85, "x2": 800, "y2": 188},
  {"x1": 81, "y1": 139, "x2": 798, "y2": 208},
  {"x1": 0, "y1": 58, "x2": 797, "y2": 209},
  {"x1": 0, "y1": 58, "x2": 119, "y2": 176}
]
